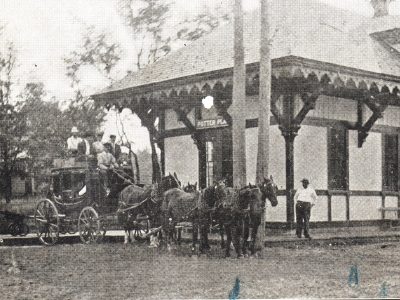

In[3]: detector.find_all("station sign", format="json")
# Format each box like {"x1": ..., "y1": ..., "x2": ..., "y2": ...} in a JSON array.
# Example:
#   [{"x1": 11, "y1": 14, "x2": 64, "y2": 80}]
[{"x1": 196, "y1": 116, "x2": 228, "y2": 129}]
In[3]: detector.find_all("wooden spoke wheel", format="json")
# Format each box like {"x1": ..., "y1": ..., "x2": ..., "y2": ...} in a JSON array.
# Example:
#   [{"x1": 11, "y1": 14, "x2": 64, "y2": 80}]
[
  {"x1": 19, "y1": 223, "x2": 30, "y2": 236},
  {"x1": 78, "y1": 207, "x2": 102, "y2": 244},
  {"x1": 34, "y1": 199, "x2": 60, "y2": 246},
  {"x1": 133, "y1": 217, "x2": 151, "y2": 242}
]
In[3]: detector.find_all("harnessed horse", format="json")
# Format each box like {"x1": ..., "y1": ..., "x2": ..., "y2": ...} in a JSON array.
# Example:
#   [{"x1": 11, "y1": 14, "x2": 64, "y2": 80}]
[
  {"x1": 203, "y1": 177, "x2": 278, "y2": 257},
  {"x1": 117, "y1": 173, "x2": 181, "y2": 244}
]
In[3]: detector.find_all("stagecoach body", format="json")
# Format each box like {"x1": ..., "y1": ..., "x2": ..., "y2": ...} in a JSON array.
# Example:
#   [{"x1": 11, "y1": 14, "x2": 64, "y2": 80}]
[{"x1": 34, "y1": 159, "x2": 145, "y2": 245}]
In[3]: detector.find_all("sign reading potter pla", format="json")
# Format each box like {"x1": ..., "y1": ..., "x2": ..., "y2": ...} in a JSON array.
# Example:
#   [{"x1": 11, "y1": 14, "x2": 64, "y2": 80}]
[{"x1": 196, "y1": 117, "x2": 228, "y2": 129}]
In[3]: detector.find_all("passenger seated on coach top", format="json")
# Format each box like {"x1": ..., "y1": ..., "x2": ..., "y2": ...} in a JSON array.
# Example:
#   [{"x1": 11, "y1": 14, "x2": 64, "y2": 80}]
[
  {"x1": 97, "y1": 143, "x2": 119, "y2": 170},
  {"x1": 66, "y1": 126, "x2": 82, "y2": 156}
]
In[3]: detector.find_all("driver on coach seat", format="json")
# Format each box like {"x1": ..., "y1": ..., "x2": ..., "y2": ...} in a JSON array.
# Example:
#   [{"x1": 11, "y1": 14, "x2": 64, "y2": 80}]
[{"x1": 97, "y1": 144, "x2": 119, "y2": 170}]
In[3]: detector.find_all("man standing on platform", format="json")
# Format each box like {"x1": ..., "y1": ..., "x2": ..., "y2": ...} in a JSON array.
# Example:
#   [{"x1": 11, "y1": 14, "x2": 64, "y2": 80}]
[{"x1": 294, "y1": 178, "x2": 317, "y2": 239}]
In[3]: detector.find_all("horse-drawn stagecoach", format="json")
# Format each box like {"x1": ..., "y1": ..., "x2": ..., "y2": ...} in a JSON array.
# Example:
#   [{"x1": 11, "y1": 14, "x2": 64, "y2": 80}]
[
  {"x1": 33, "y1": 159, "x2": 156, "y2": 245},
  {"x1": 34, "y1": 157, "x2": 278, "y2": 257}
]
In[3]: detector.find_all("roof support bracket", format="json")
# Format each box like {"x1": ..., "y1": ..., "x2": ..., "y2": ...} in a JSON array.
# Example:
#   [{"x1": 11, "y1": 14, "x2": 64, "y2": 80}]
[{"x1": 357, "y1": 94, "x2": 389, "y2": 148}]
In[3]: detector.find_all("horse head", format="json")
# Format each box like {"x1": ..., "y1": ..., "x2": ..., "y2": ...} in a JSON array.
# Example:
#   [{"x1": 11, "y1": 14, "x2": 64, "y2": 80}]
[
  {"x1": 160, "y1": 173, "x2": 181, "y2": 193},
  {"x1": 183, "y1": 182, "x2": 197, "y2": 193},
  {"x1": 259, "y1": 176, "x2": 278, "y2": 207}
]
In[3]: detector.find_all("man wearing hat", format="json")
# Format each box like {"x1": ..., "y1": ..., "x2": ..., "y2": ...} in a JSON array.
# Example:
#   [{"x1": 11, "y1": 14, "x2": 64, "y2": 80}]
[
  {"x1": 104, "y1": 134, "x2": 121, "y2": 161},
  {"x1": 294, "y1": 178, "x2": 317, "y2": 239},
  {"x1": 67, "y1": 126, "x2": 82, "y2": 156},
  {"x1": 78, "y1": 131, "x2": 94, "y2": 156},
  {"x1": 92, "y1": 131, "x2": 105, "y2": 154}
]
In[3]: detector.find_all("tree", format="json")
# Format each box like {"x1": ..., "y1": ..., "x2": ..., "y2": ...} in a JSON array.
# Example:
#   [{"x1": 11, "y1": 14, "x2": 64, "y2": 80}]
[
  {"x1": 256, "y1": 0, "x2": 272, "y2": 250},
  {"x1": 20, "y1": 83, "x2": 66, "y2": 170},
  {"x1": 0, "y1": 43, "x2": 29, "y2": 202},
  {"x1": 64, "y1": 26, "x2": 120, "y2": 135},
  {"x1": 118, "y1": 0, "x2": 172, "y2": 70},
  {"x1": 229, "y1": 0, "x2": 247, "y2": 188},
  {"x1": 176, "y1": 4, "x2": 230, "y2": 42},
  {"x1": 370, "y1": 0, "x2": 395, "y2": 17}
]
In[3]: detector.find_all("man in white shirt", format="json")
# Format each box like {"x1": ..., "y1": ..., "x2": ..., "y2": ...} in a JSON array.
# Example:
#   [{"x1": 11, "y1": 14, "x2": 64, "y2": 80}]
[
  {"x1": 67, "y1": 126, "x2": 82, "y2": 156},
  {"x1": 294, "y1": 178, "x2": 317, "y2": 239},
  {"x1": 92, "y1": 132, "x2": 105, "y2": 154}
]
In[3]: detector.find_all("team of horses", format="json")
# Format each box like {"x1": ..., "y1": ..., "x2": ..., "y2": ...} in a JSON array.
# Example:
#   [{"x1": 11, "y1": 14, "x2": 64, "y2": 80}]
[{"x1": 115, "y1": 172, "x2": 278, "y2": 257}]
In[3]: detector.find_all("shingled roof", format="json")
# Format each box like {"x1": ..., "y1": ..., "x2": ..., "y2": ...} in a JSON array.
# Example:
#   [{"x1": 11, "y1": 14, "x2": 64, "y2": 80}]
[{"x1": 93, "y1": 0, "x2": 400, "y2": 98}]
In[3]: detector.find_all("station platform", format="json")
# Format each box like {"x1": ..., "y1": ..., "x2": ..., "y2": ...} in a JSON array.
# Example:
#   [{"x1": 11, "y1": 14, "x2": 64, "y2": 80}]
[{"x1": 0, "y1": 226, "x2": 399, "y2": 248}]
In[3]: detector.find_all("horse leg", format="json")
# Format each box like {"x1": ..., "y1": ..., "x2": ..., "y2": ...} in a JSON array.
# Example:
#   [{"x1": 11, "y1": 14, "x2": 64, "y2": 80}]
[
  {"x1": 192, "y1": 222, "x2": 198, "y2": 252},
  {"x1": 204, "y1": 221, "x2": 210, "y2": 250},
  {"x1": 242, "y1": 217, "x2": 250, "y2": 256},
  {"x1": 199, "y1": 221, "x2": 210, "y2": 253},
  {"x1": 124, "y1": 226, "x2": 130, "y2": 244},
  {"x1": 233, "y1": 218, "x2": 243, "y2": 258},
  {"x1": 219, "y1": 222, "x2": 225, "y2": 249},
  {"x1": 225, "y1": 224, "x2": 232, "y2": 258},
  {"x1": 250, "y1": 223, "x2": 259, "y2": 255}
]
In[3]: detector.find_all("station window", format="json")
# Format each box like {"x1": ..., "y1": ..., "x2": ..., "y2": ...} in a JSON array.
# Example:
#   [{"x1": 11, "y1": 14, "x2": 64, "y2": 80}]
[
  {"x1": 383, "y1": 134, "x2": 399, "y2": 191},
  {"x1": 206, "y1": 141, "x2": 214, "y2": 187},
  {"x1": 328, "y1": 127, "x2": 348, "y2": 190}
]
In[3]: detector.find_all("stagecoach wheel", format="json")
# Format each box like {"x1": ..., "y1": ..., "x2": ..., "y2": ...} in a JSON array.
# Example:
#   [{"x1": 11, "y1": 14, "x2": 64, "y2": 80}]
[
  {"x1": 133, "y1": 218, "x2": 151, "y2": 242},
  {"x1": 34, "y1": 199, "x2": 60, "y2": 246},
  {"x1": 19, "y1": 224, "x2": 30, "y2": 236},
  {"x1": 8, "y1": 223, "x2": 18, "y2": 236},
  {"x1": 78, "y1": 207, "x2": 102, "y2": 244}
]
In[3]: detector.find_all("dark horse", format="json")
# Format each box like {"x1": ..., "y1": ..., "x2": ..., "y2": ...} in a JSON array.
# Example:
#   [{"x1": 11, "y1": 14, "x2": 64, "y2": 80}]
[
  {"x1": 117, "y1": 173, "x2": 181, "y2": 244},
  {"x1": 203, "y1": 177, "x2": 278, "y2": 257},
  {"x1": 161, "y1": 184, "x2": 201, "y2": 249}
]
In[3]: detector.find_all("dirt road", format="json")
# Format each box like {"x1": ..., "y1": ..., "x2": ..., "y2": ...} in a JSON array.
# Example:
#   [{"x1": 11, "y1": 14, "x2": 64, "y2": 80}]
[{"x1": 0, "y1": 242, "x2": 399, "y2": 299}]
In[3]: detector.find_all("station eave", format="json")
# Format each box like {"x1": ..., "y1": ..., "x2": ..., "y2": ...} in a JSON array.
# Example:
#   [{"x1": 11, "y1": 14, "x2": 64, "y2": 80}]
[{"x1": 91, "y1": 55, "x2": 400, "y2": 110}]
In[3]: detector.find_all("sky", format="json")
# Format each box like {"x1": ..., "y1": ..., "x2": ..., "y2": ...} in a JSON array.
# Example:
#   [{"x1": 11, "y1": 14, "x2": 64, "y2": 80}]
[{"x1": 0, "y1": 0, "x2": 399, "y2": 150}]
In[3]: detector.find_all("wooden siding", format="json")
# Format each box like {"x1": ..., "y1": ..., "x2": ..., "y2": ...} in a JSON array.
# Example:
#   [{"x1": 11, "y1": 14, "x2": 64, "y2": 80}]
[
  {"x1": 384, "y1": 196, "x2": 398, "y2": 219},
  {"x1": 349, "y1": 130, "x2": 382, "y2": 191},
  {"x1": 165, "y1": 135, "x2": 199, "y2": 185},
  {"x1": 245, "y1": 125, "x2": 286, "y2": 188},
  {"x1": 376, "y1": 105, "x2": 400, "y2": 127},
  {"x1": 306, "y1": 95, "x2": 357, "y2": 122},
  {"x1": 349, "y1": 196, "x2": 381, "y2": 220},
  {"x1": 294, "y1": 125, "x2": 328, "y2": 190},
  {"x1": 310, "y1": 195, "x2": 329, "y2": 222},
  {"x1": 331, "y1": 195, "x2": 347, "y2": 221},
  {"x1": 245, "y1": 127, "x2": 258, "y2": 184},
  {"x1": 266, "y1": 195, "x2": 287, "y2": 222},
  {"x1": 165, "y1": 108, "x2": 196, "y2": 131}
]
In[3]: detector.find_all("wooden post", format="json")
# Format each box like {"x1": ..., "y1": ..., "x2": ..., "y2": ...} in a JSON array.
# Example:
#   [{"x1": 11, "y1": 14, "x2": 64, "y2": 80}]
[
  {"x1": 230, "y1": 0, "x2": 247, "y2": 188},
  {"x1": 283, "y1": 130, "x2": 296, "y2": 224},
  {"x1": 281, "y1": 92, "x2": 297, "y2": 224},
  {"x1": 256, "y1": 0, "x2": 272, "y2": 249}
]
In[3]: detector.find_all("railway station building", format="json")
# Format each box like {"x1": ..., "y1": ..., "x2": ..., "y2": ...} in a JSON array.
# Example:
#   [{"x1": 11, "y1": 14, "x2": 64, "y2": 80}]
[{"x1": 93, "y1": 0, "x2": 400, "y2": 226}]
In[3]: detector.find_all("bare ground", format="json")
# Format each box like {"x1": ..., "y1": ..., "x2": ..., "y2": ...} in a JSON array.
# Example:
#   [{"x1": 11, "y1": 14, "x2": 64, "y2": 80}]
[{"x1": 0, "y1": 241, "x2": 399, "y2": 299}]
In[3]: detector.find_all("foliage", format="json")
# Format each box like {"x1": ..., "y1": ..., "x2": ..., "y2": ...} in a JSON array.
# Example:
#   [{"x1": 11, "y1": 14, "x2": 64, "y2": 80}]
[
  {"x1": 64, "y1": 25, "x2": 122, "y2": 86},
  {"x1": 0, "y1": 42, "x2": 28, "y2": 202},
  {"x1": 64, "y1": 26, "x2": 120, "y2": 138},
  {"x1": 20, "y1": 83, "x2": 66, "y2": 171},
  {"x1": 176, "y1": 4, "x2": 230, "y2": 42},
  {"x1": 117, "y1": 0, "x2": 172, "y2": 69}
]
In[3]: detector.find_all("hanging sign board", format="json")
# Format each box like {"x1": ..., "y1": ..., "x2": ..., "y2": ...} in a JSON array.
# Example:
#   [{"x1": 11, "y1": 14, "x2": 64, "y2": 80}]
[{"x1": 196, "y1": 116, "x2": 228, "y2": 129}]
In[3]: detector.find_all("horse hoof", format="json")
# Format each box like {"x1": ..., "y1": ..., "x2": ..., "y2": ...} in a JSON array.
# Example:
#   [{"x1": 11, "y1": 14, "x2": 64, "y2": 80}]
[
  {"x1": 225, "y1": 253, "x2": 230, "y2": 258},
  {"x1": 237, "y1": 254, "x2": 244, "y2": 259}
]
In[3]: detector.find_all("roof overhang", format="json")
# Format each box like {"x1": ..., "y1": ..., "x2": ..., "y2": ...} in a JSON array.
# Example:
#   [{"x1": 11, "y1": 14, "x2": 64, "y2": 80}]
[{"x1": 92, "y1": 55, "x2": 400, "y2": 109}]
